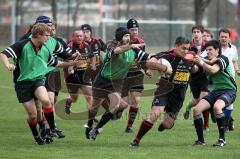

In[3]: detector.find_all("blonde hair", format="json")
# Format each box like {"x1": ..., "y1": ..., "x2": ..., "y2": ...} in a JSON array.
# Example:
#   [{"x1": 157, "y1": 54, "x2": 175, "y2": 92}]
[{"x1": 31, "y1": 23, "x2": 51, "y2": 38}]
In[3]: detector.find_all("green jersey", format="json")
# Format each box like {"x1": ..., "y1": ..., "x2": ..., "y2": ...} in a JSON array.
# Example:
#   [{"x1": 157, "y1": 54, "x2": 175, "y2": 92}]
[
  {"x1": 2, "y1": 38, "x2": 62, "y2": 82},
  {"x1": 208, "y1": 55, "x2": 237, "y2": 91},
  {"x1": 101, "y1": 43, "x2": 149, "y2": 80}
]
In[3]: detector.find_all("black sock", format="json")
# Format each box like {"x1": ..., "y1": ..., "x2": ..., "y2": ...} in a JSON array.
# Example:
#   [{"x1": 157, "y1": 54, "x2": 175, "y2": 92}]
[
  {"x1": 134, "y1": 120, "x2": 153, "y2": 143},
  {"x1": 95, "y1": 112, "x2": 114, "y2": 129},
  {"x1": 27, "y1": 119, "x2": 39, "y2": 137},
  {"x1": 43, "y1": 107, "x2": 55, "y2": 130},
  {"x1": 215, "y1": 113, "x2": 225, "y2": 140},
  {"x1": 38, "y1": 120, "x2": 45, "y2": 129},
  {"x1": 194, "y1": 115, "x2": 204, "y2": 142},
  {"x1": 88, "y1": 110, "x2": 97, "y2": 128}
]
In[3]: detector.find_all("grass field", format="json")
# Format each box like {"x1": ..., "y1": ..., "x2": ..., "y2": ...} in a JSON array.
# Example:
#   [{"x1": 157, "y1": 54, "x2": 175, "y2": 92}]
[{"x1": 0, "y1": 46, "x2": 240, "y2": 159}]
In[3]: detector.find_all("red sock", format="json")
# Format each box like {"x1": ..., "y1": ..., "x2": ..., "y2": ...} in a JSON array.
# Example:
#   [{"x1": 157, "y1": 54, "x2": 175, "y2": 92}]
[
  {"x1": 127, "y1": 106, "x2": 139, "y2": 128},
  {"x1": 134, "y1": 120, "x2": 153, "y2": 143}
]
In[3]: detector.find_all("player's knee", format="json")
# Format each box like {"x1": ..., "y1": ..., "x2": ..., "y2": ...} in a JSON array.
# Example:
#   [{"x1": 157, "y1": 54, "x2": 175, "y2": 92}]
[
  {"x1": 162, "y1": 117, "x2": 175, "y2": 129},
  {"x1": 41, "y1": 99, "x2": 51, "y2": 108},
  {"x1": 213, "y1": 105, "x2": 222, "y2": 114},
  {"x1": 28, "y1": 112, "x2": 37, "y2": 120},
  {"x1": 193, "y1": 107, "x2": 201, "y2": 116}
]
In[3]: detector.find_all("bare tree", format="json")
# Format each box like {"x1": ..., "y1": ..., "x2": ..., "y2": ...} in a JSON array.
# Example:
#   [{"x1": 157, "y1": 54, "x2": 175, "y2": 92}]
[
  {"x1": 51, "y1": 0, "x2": 57, "y2": 23},
  {"x1": 72, "y1": 0, "x2": 81, "y2": 27},
  {"x1": 194, "y1": 0, "x2": 212, "y2": 25}
]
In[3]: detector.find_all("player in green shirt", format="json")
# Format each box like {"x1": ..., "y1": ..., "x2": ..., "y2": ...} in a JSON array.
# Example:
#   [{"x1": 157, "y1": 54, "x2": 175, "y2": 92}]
[
  {"x1": 86, "y1": 27, "x2": 172, "y2": 140},
  {"x1": 193, "y1": 40, "x2": 237, "y2": 147},
  {"x1": 0, "y1": 23, "x2": 79, "y2": 145}
]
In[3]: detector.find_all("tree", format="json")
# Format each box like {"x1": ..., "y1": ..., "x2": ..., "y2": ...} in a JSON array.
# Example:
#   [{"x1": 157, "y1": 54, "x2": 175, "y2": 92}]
[
  {"x1": 194, "y1": 0, "x2": 212, "y2": 25},
  {"x1": 51, "y1": 0, "x2": 57, "y2": 23}
]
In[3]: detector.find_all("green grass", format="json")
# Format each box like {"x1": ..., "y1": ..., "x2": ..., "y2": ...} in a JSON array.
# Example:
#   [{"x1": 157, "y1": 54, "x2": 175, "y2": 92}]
[{"x1": 0, "y1": 45, "x2": 240, "y2": 158}]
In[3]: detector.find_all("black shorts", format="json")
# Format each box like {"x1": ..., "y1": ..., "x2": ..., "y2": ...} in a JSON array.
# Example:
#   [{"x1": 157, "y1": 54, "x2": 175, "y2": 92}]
[
  {"x1": 121, "y1": 71, "x2": 144, "y2": 97},
  {"x1": 152, "y1": 85, "x2": 186, "y2": 119},
  {"x1": 45, "y1": 70, "x2": 61, "y2": 93},
  {"x1": 14, "y1": 79, "x2": 45, "y2": 103},
  {"x1": 190, "y1": 81, "x2": 209, "y2": 99},
  {"x1": 203, "y1": 90, "x2": 236, "y2": 109},
  {"x1": 65, "y1": 69, "x2": 91, "y2": 86},
  {"x1": 92, "y1": 74, "x2": 123, "y2": 99},
  {"x1": 85, "y1": 64, "x2": 103, "y2": 82}
]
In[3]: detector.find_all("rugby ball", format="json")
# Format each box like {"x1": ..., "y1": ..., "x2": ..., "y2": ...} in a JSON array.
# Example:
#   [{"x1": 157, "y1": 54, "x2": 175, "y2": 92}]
[{"x1": 158, "y1": 58, "x2": 172, "y2": 77}]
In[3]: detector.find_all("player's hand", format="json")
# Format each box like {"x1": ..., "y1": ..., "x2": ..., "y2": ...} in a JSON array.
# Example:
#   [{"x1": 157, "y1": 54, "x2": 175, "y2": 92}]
[
  {"x1": 6, "y1": 64, "x2": 15, "y2": 71},
  {"x1": 145, "y1": 69, "x2": 152, "y2": 78},
  {"x1": 194, "y1": 55, "x2": 204, "y2": 66},
  {"x1": 72, "y1": 50, "x2": 80, "y2": 58},
  {"x1": 68, "y1": 66, "x2": 74, "y2": 74}
]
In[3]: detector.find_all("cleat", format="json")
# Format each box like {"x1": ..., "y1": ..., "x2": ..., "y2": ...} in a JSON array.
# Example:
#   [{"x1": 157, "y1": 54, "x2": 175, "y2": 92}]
[
  {"x1": 125, "y1": 127, "x2": 134, "y2": 133},
  {"x1": 213, "y1": 139, "x2": 226, "y2": 147},
  {"x1": 51, "y1": 127, "x2": 65, "y2": 138},
  {"x1": 89, "y1": 128, "x2": 99, "y2": 140},
  {"x1": 84, "y1": 124, "x2": 92, "y2": 139},
  {"x1": 129, "y1": 140, "x2": 139, "y2": 148},
  {"x1": 34, "y1": 135, "x2": 45, "y2": 145},
  {"x1": 193, "y1": 140, "x2": 206, "y2": 146},
  {"x1": 39, "y1": 128, "x2": 53, "y2": 143},
  {"x1": 158, "y1": 123, "x2": 165, "y2": 132},
  {"x1": 183, "y1": 111, "x2": 190, "y2": 120},
  {"x1": 65, "y1": 99, "x2": 72, "y2": 114}
]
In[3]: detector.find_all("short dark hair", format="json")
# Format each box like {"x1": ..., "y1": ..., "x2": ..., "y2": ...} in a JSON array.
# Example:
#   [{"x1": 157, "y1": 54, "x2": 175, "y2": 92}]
[
  {"x1": 204, "y1": 40, "x2": 222, "y2": 55},
  {"x1": 204, "y1": 29, "x2": 213, "y2": 38},
  {"x1": 174, "y1": 36, "x2": 190, "y2": 46},
  {"x1": 191, "y1": 25, "x2": 204, "y2": 33},
  {"x1": 218, "y1": 28, "x2": 231, "y2": 37}
]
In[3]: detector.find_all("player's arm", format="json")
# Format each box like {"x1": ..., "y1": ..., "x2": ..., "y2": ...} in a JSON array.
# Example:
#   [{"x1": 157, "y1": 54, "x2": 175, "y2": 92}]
[
  {"x1": 145, "y1": 57, "x2": 172, "y2": 75},
  {"x1": 0, "y1": 41, "x2": 23, "y2": 71},
  {"x1": 54, "y1": 41, "x2": 79, "y2": 60},
  {"x1": 47, "y1": 53, "x2": 80, "y2": 68},
  {"x1": 113, "y1": 43, "x2": 144, "y2": 55},
  {"x1": 195, "y1": 56, "x2": 222, "y2": 74},
  {"x1": 0, "y1": 53, "x2": 15, "y2": 71}
]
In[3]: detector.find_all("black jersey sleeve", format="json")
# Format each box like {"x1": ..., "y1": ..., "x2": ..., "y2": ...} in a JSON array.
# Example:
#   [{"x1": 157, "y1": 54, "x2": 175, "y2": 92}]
[
  {"x1": 134, "y1": 49, "x2": 149, "y2": 62},
  {"x1": 215, "y1": 55, "x2": 229, "y2": 71},
  {"x1": 54, "y1": 41, "x2": 72, "y2": 59},
  {"x1": 1, "y1": 39, "x2": 28, "y2": 59},
  {"x1": 106, "y1": 41, "x2": 117, "y2": 59},
  {"x1": 47, "y1": 54, "x2": 58, "y2": 67}
]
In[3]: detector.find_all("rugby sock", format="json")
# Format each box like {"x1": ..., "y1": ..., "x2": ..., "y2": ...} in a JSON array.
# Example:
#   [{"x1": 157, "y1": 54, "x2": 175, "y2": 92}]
[
  {"x1": 27, "y1": 119, "x2": 39, "y2": 137},
  {"x1": 223, "y1": 110, "x2": 231, "y2": 129},
  {"x1": 127, "y1": 107, "x2": 139, "y2": 128},
  {"x1": 203, "y1": 110, "x2": 209, "y2": 127},
  {"x1": 186, "y1": 103, "x2": 193, "y2": 111},
  {"x1": 215, "y1": 113, "x2": 225, "y2": 140},
  {"x1": 134, "y1": 120, "x2": 153, "y2": 143},
  {"x1": 95, "y1": 112, "x2": 114, "y2": 129},
  {"x1": 87, "y1": 110, "x2": 98, "y2": 128},
  {"x1": 38, "y1": 120, "x2": 45, "y2": 130},
  {"x1": 43, "y1": 106, "x2": 55, "y2": 130},
  {"x1": 194, "y1": 115, "x2": 204, "y2": 142}
]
